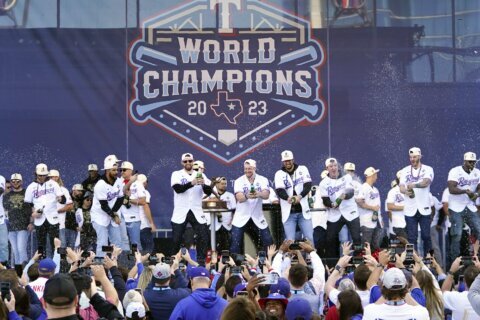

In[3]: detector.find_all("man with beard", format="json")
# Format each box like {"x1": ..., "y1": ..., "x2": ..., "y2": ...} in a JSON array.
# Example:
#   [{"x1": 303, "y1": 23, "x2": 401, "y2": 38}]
[
  {"x1": 82, "y1": 164, "x2": 100, "y2": 193},
  {"x1": 171, "y1": 153, "x2": 212, "y2": 259},
  {"x1": 399, "y1": 147, "x2": 434, "y2": 255},
  {"x1": 274, "y1": 150, "x2": 313, "y2": 243},
  {"x1": 209, "y1": 176, "x2": 236, "y2": 251},
  {"x1": 259, "y1": 293, "x2": 288, "y2": 319},
  {"x1": 447, "y1": 151, "x2": 480, "y2": 261}
]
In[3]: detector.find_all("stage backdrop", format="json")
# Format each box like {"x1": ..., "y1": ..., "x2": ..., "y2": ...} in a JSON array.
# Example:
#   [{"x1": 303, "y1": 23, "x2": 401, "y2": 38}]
[{"x1": 1, "y1": 0, "x2": 479, "y2": 229}]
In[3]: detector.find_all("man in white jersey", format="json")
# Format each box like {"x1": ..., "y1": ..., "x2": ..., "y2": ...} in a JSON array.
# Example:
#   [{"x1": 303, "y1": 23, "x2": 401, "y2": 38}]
[
  {"x1": 47, "y1": 170, "x2": 74, "y2": 248},
  {"x1": 137, "y1": 174, "x2": 156, "y2": 253},
  {"x1": 230, "y1": 159, "x2": 273, "y2": 254},
  {"x1": 91, "y1": 155, "x2": 124, "y2": 257},
  {"x1": 319, "y1": 158, "x2": 360, "y2": 258},
  {"x1": 274, "y1": 150, "x2": 314, "y2": 243},
  {"x1": 447, "y1": 151, "x2": 480, "y2": 260},
  {"x1": 344, "y1": 162, "x2": 363, "y2": 197},
  {"x1": 209, "y1": 176, "x2": 236, "y2": 251},
  {"x1": 0, "y1": 172, "x2": 8, "y2": 263},
  {"x1": 386, "y1": 171, "x2": 407, "y2": 239},
  {"x1": 121, "y1": 161, "x2": 144, "y2": 251},
  {"x1": 24, "y1": 163, "x2": 66, "y2": 258},
  {"x1": 356, "y1": 167, "x2": 383, "y2": 250},
  {"x1": 399, "y1": 147, "x2": 434, "y2": 255},
  {"x1": 171, "y1": 153, "x2": 213, "y2": 259}
]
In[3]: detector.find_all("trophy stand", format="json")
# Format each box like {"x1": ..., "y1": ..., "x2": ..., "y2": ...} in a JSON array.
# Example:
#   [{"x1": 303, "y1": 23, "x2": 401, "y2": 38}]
[{"x1": 202, "y1": 198, "x2": 229, "y2": 251}]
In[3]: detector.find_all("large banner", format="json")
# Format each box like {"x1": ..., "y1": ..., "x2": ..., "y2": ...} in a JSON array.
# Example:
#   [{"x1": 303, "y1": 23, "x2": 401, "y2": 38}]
[{"x1": 1, "y1": 0, "x2": 479, "y2": 229}]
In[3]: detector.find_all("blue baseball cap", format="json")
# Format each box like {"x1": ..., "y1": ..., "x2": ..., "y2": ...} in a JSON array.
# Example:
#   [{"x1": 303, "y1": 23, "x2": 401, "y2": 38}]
[
  {"x1": 233, "y1": 283, "x2": 247, "y2": 297},
  {"x1": 269, "y1": 277, "x2": 290, "y2": 297},
  {"x1": 259, "y1": 293, "x2": 288, "y2": 309},
  {"x1": 187, "y1": 267, "x2": 210, "y2": 279},
  {"x1": 285, "y1": 297, "x2": 312, "y2": 320},
  {"x1": 38, "y1": 259, "x2": 56, "y2": 273}
]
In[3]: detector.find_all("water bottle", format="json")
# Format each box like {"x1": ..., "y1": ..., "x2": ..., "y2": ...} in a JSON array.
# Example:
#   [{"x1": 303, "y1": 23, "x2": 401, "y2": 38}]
[
  {"x1": 335, "y1": 198, "x2": 343, "y2": 206},
  {"x1": 409, "y1": 189, "x2": 415, "y2": 199},
  {"x1": 250, "y1": 184, "x2": 255, "y2": 194},
  {"x1": 308, "y1": 196, "x2": 314, "y2": 208},
  {"x1": 196, "y1": 172, "x2": 202, "y2": 179},
  {"x1": 372, "y1": 211, "x2": 378, "y2": 222},
  {"x1": 123, "y1": 195, "x2": 131, "y2": 209}
]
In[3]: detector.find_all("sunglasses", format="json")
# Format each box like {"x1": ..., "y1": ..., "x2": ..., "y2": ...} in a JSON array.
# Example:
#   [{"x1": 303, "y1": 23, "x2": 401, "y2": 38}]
[
  {"x1": 183, "y1": 160, "x2": 193, "y2": 163},
  {"x1": 121, "y1": 169, "x2": 130, "y2": 172},
  {"x1": 11, "y1": 180, "x2": 21, "y2": 183}
]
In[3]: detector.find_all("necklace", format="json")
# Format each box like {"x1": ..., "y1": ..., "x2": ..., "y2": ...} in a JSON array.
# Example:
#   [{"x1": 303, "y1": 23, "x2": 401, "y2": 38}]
[{"x1": 410, "y1": 164, "x2": 422, "y2": 180}]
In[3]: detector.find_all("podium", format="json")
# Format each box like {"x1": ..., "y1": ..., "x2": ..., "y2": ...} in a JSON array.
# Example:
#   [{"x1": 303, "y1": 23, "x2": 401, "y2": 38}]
[{"x1": 202, "y1": 198, "x2": 230, "y2": 251}]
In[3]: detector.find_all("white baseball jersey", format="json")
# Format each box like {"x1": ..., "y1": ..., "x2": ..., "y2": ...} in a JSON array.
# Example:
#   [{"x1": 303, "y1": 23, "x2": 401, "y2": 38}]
[
  {"x1": 318, "y1": 174, "x2": 359, "y2": 223},
  {"x1": 122, "y1": 180, "x2": 146, "y2": 223},
  {"x1": 91, "y1": 177, "x2": 124, "y2": 227},
  {"x1": 208, "y1": 188, "x2": 236, "y2": 231},
  {"x1": 356, "y1": 182, "x2": 382, "y2": 229},
  {"x1": 312, "y1": 184, "x2": 327, "y2": 230},
  {"x1": 140, "y1": 190, "x2": 152, "y2": 230},
  {"x1": 385, "y1": 185, "x2": 406, "y2": 228},
  {"x1": 447, "y1": 166, "x2": 480, "y2": 213},
  {"x1": 170, "y1": 169, "x2": 208, "y2": 224},
  {"x1": 0, "y1": 176, "x2": 5, "y2": 224},
  {"x1": 274, "y1": 165, "x2": 312, "y2": 223},
  {"x1": 25, "y1": 180, "x2": 63, "y2": 226},
  {"x1": 232, "y1": 174, "x2": 270, "y2": 229},
  {"x1": 399, "y1": 164, "x2": 434, "y2": 217},
  {"x1": 57, "y1": 186, "x2": 73, "y2": 229}
]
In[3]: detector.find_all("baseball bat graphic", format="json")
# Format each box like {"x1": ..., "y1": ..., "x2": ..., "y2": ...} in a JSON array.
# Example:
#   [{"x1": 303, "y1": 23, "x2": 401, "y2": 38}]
[
  {"x1": 136, "y1": 45, "x2": 178, "y2": 66},
  {"x1": 278, "y1": 45, "x2": 319, "y2": 66},
  {"x1": 134, "y1": 100, "x2": 181, "y2": 118}
]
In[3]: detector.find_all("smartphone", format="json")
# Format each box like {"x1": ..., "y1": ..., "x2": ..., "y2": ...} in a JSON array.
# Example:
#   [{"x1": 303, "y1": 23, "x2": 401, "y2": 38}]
[
  {"x1": 38, "y1": 245, "x2": 45, "y2": 259},
  {"x1": 261, "y1": 273, "x2": 279, "y2": 285},
  {"x1": 459, "y1": 275, "x2": 465, "y2": 282},
  {"x1": 131, "y1": 243, "x2": 138, "y2": 253},
  {"x1": 81, "y1": 251, "x2": 90, "y2": 258},
  {"x1": 231, "y1": 266, "x2": 242, "y2": 275},
  {"x1": 181, "y1": 245, "x2": 187, "y2": 255},
  {"x1": 461, "y1": 256, "x2": 473, "y2": 266},
  {"x1": 405, "y1": 244, "x2": 414, "y2": 255},
  {"x1": 102, "y1": 246, "x2": 113, "y2": 253},
  {"x1": 221, "y1": 250, "x2": 230, "y2": 264},
  {"x1": 289, "y1": 242, "x2": 302, "y2": 251},
  {"x1": 57, "y1": 247, "x2": 67, "y2": 255},
  {"x1": 345, "y1": 264, "x2": 356, "y2": 273},
  {"x1": 423, "y1": 257, "x2": 432, "y2": 265},
  {"x1": 93, "y1": 257, "x2": 104, "y2": 265},
  {"x1": 0, "y1": 282, "x2": 10, "y2": 301},
  {"x1": 258, "y1": 251, "x2": 266, "y2": 265},
  {"x1": 353, "y1": 244, "x2": 364, "y2": 256},
  {"x1": 14, "y1": 265, "x2": 23, "y2": 278},
  {"x1": 236, "y1": 291, "x2": 249, "y2": 297},
  {"x1": 197, "y1": 257, "x2": 206, "y2": 267},
  {"x1": 389, "y1": 248, "x2": 396, "y2": 263}
]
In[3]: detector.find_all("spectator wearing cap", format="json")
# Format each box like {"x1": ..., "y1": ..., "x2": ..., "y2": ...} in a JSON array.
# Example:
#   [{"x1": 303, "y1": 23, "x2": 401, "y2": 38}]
[
  {"x1": 71, "y1": 184, "x2": 84, "y2": 210},
  {"x1": 91, "y1": 155, "x2": 124, "y2": 257},
  {"x1": 285, "y1": 297, "x2": 313, "y2": 320},
  {"x1": 137, "y1": 174, "x2": 156, "y2": 253},
  {"x1": 270, "y1": 277, "x2": 291, "y2": 298},
  {"x1": 171, "y1": 153, "x2": 213, "y2": 259},
  {"x1": 447, "y1": 152, "x2": 480, "y2": 261},
  {"x1": 144, "y1": 262, "x2": 190, "y2": 320},
  {"x1": 3, "y1": 173, "x2": 31, "y2": 265},
  {"x1": 356, "y1": 167, "x2": 383, "y2": 250},
  {"x1": 126, "y1": 302, "x2": 147, "y2": 320},
  {"x1": 259, "y1": 293, "x2": 289, "y2": 319},
  {"x1": 82, "y1": 164, "x2": 100, "y2": 193},
  {"x1": 385, "y1": 170, "x2": 407, "y2": 240},
  {"x1": 169, "y1": 267, "x2": 227, "y2": 320},
  {"x1": 319, "y1": 158, "x2": 361, "y2": 259},
  {"x1": 121, "y1": 161, "x2": 144, "y2": 251},
  {"x1": 24, "y1": 163, "x2": 66, "y2": 258},
  {"x1": 75, "y1": 191, "x2": 96, "y2": 252},
  {"x1": 230, "y1": 159, "x2": 273, "y2": 254},
  {"x1": 274, "y1": 150, "x2": 314, "y2": 244},
  {"x1": 49, "y1": 170, "x2": 76, "y2": 249},
  {"x1": 363, "y1": 267, "x2": 429, "y2": 320},
  {"x1": 398, "y1": 147, "x2": 434, "y2": 256},
  {"x1": 30, "y1": 258, "x2": 57, "y2": 299}
]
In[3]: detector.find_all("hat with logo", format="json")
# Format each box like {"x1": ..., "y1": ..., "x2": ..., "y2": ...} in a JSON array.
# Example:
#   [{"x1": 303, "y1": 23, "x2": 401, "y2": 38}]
[
  {"x1": 281, "y1": 150, "x2": 294, "y2": 161},
  {"x1": 409, "y1": 147, "x2": 421, "y2": 156},
  {"x1": 181, "y1": 153, "x2": 193, "y2": 161},
  {"x1": 382, "y1": 267, "x2": 407, "y2": 290},
  {"x1": 465, "y1": 152, "x2": 477, "y2": 161},
  {"x1": 103, "y1": 155, "x2": 120, "y2": 170},
  {"x1": 36, "y1": 163, "x2": 49, "y2": 175},
  {"x1": 344, "y1": 162, "x2": 355, "y2": 171},
  {"x1": 187, "y1": 266, "x2": 210, "y2": 279},
  {"x1": 126, "y1": 302, "x2": 146, "y2": 318},
  {"x1": 43, "y1": 274, "x2": 77, "y2": 307},
  {"x1": 285, "y1": 297, "x2": 312, "y2": 320},
  {"x1": 269, "y1": 277, "x2": 290, "y2": 297},
  {"x1": 48, "y1": 170, "x2": 60, "y2": 177},
  {"x1": 122, "y1": 289, "x2": 143, "y2": 310},
  {"x1": 121, "y1": 161, "x2": 134, "y2": 170},
  {"x1": 38, "y1": 258, "x2": 57, "y2": 273},
  {"x1": 364, "y1": 167, "x2": 380, "y2": 177},
  {"x1": 244, "y1": 159, "x2": 257, "y2": 168},
  {"x1": 10, "y1": 173, "x2": 22, "y2": 181},
  {"x1": 259, "y1": 293, "x2": 289, "y2": 309},
  {"x1": 325, "y1": 157, "x2": 337, "y2": 167},
  {"x1": 72, "y1": 184, "x2": 84, "y2": 191},
  {"x1": 88, "y1": 164, "x2": 98, "y2": 171},
  {"x1": 137, "y1": 174, "x2": 147, "y2": 184},
  {"x1": 152, "y1": 263, "x2": 171, "y2": 281},
  {"x1": 233, "y1": 283, "x2": 247, "y2": 297}
]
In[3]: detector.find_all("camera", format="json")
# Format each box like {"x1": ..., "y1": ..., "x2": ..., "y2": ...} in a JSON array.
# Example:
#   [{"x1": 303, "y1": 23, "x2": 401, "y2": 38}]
[
  {"x1": 102, "y1": 246, "x2": 113, "y2": 253},
  {"x1": 461, "y1": 256, "x2": 473, "y2": 266},
  {"x1": 149, "y1": 255, "x2": 159, "y2": 265}
]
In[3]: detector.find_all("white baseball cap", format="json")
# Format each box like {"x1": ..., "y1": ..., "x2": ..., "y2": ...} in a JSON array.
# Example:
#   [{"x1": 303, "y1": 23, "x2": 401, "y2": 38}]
[
  {"x1": 383, "y1": 267, "x2": 407, "y2": 290},
  {"x1": 464, "y1": 152, "x2": 477, "y2": 161},
  {"x1": 103, "y1": 155, "x2": 121, "y2": 170},
  {"x1": 10, "y1": 173, "x2": 22, "y2": 181},
  {"x1": 344, "y1": 162, "x2": 355, "y2": 171},
  {"x1": 364, "y1": 167, "x2": 379, "y2": 177},
  {"x1": 391, "y1": 180, "x2": 398, "y2": 188},
  {"x1": 137, "y1": 174, "x2": 147, "y2": 184},
  {"x1": 325, "y1": 158, "x2": 337, "y2": 167},
  {"x1": 321, "y1": 170, "x2": 328, "y2": 179},
  {"x1": 281, "y1": 150, "x2": 294, "y2": 161},
  {"x1": 244, "y1": 159, "x2": 257, "y2": 168},
  {"x1": 193, "y1": 160, "x2": 204, "y2": 169},
  {"x1": 36, "y1": 163, "x2": 48, "y2": 175},
  {"x1": 396, "y1": 170, "x2": 402, "y2": 179},
  {"x1": 88, "y1": 164, "x2": 98, "y2": 171},
  {"x1": 121, "y1": 161, "x2": 134, "y2": 170},
  {"x1": 125, "y1": 302, "x2": 146, "y2": 318},
  {"x1": 409, "y1": 147, "x2": 421, "y2": 156},
  {"x1": 152, "y1": 263, "x2": 171, "y2": 280},
  {"x1": 181, "y1": 153, "x2": 193, "y2": 161},
  {"x1": 72, "y1": 184, "x2": 84, "y2": 191},
  {"x1": 48, "y1": 170, "x2": 60, "y2": 177}
]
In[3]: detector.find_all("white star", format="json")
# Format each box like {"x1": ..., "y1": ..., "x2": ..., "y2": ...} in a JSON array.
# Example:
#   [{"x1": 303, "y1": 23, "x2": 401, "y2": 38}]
[{"x1": 228, "y1": 102, "x2": 235, "y2": 110}]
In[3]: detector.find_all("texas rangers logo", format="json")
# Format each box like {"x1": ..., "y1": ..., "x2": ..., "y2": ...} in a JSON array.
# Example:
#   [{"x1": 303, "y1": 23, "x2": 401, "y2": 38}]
[{"x1": 129, "y1": 0, "x2": 326, "y2": 163}]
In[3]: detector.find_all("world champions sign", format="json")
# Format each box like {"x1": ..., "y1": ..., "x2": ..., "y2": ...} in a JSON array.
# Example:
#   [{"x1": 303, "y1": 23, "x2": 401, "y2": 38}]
[{"x1": 129, "y1": 0, "x2": 326, "y2": 163}]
